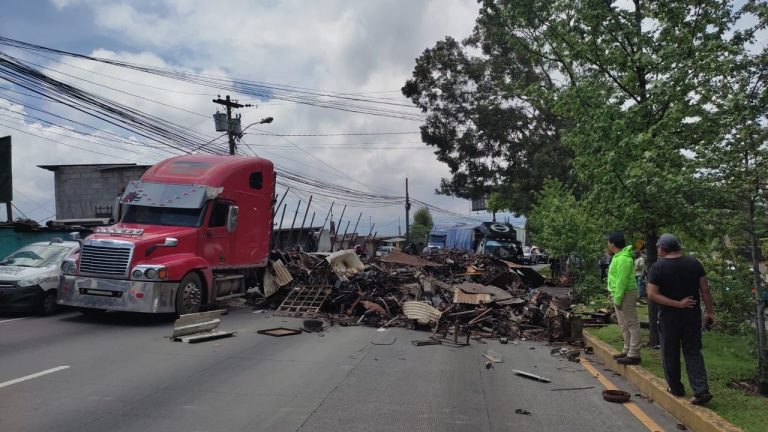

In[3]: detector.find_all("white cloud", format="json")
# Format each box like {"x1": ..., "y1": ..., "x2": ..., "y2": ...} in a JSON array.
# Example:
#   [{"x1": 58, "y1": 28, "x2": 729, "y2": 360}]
[{"x1": 4, "y1": 0, "x2": 484, "y2": 233}]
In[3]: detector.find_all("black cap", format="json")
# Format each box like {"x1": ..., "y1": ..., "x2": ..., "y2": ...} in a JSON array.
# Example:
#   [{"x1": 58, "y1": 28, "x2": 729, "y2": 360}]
[{"x1": 656, "y1": 233, "x2": 680, "y2": 251}]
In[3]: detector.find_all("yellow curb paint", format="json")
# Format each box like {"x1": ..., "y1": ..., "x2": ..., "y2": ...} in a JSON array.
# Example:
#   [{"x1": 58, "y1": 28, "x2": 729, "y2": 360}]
[
  {"x1": 584, "y1": 331, "x2": 744, "y2": 432},
  {"x1": 580, "y1": 357, "x2": 663, "y2": 432}
]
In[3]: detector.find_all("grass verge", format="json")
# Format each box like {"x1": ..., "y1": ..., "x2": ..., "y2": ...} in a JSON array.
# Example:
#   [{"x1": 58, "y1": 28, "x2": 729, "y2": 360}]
[{"x1": 592, "y1": 325, "x2": 768, "y2": 432}]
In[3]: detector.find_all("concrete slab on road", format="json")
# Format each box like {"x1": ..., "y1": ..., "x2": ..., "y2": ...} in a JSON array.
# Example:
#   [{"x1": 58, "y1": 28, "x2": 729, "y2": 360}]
[{"x1": 0, "y1": 308, "x2": 681, "y2": 431}]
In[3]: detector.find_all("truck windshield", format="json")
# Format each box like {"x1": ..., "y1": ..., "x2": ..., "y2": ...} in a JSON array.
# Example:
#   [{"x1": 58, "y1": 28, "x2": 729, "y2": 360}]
[
  {"x1": 484, "y1": 240, "x2": 518, "y2": 259},
  {"x1": 122, "y1": 204, "x2": 206, "y2": 227},
  {"x1": 428, "y1": 234, "x2": 446, "y2": 244}
]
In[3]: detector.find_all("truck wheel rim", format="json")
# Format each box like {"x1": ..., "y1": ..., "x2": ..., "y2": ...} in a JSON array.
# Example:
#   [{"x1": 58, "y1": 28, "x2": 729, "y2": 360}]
[{"x1": 181, "y1": 282, "x2": 201, "y2": 311}]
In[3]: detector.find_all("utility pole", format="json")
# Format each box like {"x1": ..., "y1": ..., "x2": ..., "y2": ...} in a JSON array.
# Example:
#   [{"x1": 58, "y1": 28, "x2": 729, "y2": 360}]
[
  {"x1": 213, "y1": 95, "x2": 251, "y2": 155},
  {"x1": 405, "y1": 178, "x2": 411, "y2": 243}
]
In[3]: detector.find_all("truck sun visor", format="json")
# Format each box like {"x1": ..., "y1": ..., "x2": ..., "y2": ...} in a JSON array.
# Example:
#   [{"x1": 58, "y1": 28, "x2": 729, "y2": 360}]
[{"x1": 120, "y1": 181, "x2": 223, "y2": 208}]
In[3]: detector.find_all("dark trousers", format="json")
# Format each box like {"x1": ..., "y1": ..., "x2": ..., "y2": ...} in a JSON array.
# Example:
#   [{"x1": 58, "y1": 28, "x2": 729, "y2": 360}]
[{"x1": 659, "y1": 314, "x2": 709, "y2": 396}]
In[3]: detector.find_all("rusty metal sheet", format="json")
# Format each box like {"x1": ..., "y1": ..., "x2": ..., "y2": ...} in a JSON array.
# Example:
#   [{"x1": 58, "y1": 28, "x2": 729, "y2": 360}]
[
  {"x1": 272, "y1": 260, "x2": 294, "y2": 287},
  {"x1": 263, "y1": 271, "x2": 279, "y2": 297},
  {"x1": 454, "y1": 282, "x2": 513, "y2": 301},
  {"x1": 453, "y1": 289, "x2": 492, "y2": 305},
  {"x1": 501, "y1": 260, "x2": 546, "y2": 287},
  {"x1": 380, "y1": 250, "x2": 442, "y2": 267},
  {"x1": 402, "y1": 301, "x2": 441, "y2": 324}
]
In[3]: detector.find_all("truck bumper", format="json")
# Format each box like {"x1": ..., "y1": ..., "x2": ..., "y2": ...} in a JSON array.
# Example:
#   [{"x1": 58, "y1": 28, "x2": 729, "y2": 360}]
[{"x1": 57, "y1": 276, "x2": 178, "y2": 313}]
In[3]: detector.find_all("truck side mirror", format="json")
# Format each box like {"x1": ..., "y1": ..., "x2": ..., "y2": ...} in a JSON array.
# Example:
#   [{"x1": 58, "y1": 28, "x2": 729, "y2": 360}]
[{"x1": 227, "y1": 205, "x2": 239, "y2": 232}]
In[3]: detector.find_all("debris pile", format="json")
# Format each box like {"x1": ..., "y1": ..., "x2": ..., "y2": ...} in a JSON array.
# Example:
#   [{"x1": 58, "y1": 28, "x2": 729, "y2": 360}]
[{"x1": 250, "y1": 249, "x2": 581, "y2": 343}]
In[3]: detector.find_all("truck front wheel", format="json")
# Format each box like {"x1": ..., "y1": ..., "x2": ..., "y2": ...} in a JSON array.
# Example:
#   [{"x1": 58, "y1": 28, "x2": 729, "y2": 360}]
[{"x1": 176, "y1": 273, "x2": 203, "y2": 315}]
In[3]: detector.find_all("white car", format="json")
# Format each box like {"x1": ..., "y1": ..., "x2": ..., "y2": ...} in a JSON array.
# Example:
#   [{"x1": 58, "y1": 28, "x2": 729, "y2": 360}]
[
  {"x1": 0, "y1": 239, "x2": 80, "y2": 315},
  {"x1": 376, "y1": 246, "x2": 395, "y2": 257}
]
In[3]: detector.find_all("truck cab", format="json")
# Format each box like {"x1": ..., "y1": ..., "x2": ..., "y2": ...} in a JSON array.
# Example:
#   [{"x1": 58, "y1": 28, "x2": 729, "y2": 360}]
[
  {"x1": 57, "y1": 155, "x2": 275, "y2": 315},
  {"x1": 474, "y1": 222, "x2": 524, "y2": 263}
]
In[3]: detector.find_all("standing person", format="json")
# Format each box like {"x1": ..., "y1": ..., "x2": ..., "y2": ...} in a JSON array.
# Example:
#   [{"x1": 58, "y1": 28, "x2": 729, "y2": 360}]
[
  {"x1": 647, "y1": 233, "x2": 714, "y2": 405},
  {"x1": 599, "y1": 250, "x2": 612, "y2": 282},
  {"x1": 635, "y1": 250, "x2": 647, "y2": 299},
  {"x1": 607, "y1": 232, "x2": 642, "y2": 365}
]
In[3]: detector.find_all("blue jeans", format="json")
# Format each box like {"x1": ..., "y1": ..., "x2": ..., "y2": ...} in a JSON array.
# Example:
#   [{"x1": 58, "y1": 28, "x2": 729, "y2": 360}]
[{"x1": 636, "y1": 275, "x2": 646, "y2": 298}]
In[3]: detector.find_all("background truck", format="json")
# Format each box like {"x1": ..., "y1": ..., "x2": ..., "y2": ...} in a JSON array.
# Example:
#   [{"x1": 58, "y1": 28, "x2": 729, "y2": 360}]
[
  {"x1": 57, "y1": 154, "x2": 275, "y2": 315},
  {"x1": 428, "y1": 222, "x2": 524, "y2": 263}
]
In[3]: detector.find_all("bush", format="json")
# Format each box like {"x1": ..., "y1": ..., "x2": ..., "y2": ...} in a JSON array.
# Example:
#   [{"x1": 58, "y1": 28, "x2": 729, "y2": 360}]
[{"x1": 700, "y1": 255, "x2": 755, "y2": 336}]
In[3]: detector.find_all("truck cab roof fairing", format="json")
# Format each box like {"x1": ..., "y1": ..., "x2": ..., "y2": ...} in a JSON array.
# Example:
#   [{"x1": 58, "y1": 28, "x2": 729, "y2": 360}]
[
  {"x1": 141, "y1": 155, "x2": 274, "y2": 188},
  {"x1": 120, "y1": 181, "x2": 220, "y2": 208}
]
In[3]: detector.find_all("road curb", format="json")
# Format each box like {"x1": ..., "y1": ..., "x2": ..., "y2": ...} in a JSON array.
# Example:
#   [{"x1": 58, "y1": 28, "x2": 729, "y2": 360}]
[{"x1": 583, "y1": 331, "x2": 743, "y2": 432}]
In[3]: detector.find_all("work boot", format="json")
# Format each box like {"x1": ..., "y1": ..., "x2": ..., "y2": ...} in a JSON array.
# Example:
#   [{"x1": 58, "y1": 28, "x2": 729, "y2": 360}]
[
  {"x1": 616, "y1": 356, "x2": 641, "y2": 365},
  {"x1": 612, "y1": 353, "x2": 627, "y2": 359},
  {"x1": 690, "y1": 393, "x2": 713, "y2": 405}
]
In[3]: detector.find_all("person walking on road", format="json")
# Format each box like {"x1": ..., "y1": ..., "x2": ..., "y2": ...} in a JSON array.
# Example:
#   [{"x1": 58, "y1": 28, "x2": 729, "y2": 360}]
[
  {"x1": 647, "y1": 233, "x2": 714, "y2": 405},
  {"x1": 607, "y1": 232, "x2": 642, "y2": 365},
  {"x1": 635, "y1": 250, "x2": 647, "y2": 299}
]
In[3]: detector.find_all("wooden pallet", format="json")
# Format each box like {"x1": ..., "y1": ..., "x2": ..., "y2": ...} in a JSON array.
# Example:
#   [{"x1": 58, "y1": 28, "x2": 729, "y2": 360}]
[{"x1": 275, "y1": 285, "x2": 329, "y2": 317}]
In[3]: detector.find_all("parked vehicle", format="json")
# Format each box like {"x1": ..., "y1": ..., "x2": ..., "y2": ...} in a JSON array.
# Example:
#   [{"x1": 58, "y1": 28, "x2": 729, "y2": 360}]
[
  {"x1": 376, "y1": 246, "x2": 395, "y2": 257},
  {"x1": 57, "y1": 155, "x2": 275, "y2": 315},
  {"x1": 0, "y1": 239, "x2": 80, "y2": 315},
  {"x1": 435, "y1": 222, "x2": 524, "y2": 263},
  {"x1": 530, "y1": 246, "x2": 549, "y2": 264},
  {"x1": 522, "y1": 246, "x2": 533, "y2": 264}
]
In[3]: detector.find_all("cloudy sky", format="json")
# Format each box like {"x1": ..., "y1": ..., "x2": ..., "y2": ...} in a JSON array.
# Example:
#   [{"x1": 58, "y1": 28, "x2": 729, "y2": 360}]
[{"x1": 0, "y1": 0, "x2": 522, "y2": 237}]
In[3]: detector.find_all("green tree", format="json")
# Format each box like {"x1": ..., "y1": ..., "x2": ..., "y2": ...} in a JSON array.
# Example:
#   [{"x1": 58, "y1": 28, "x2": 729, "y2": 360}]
[
  {"x1": 528, "y1": 180, "x2": 604, "y2": 300},
  {"x1": 402, "y1": 34, "x2": 573, "y2": 216},
  {"x1": 466, "y1": 0, "x2": 749, "y2": 347},
  {"x1": 694, "y1": 44, "x2": 768, "y2": 393},
  {"x1": 410, "y1": 207, "x2": 434, "y2": 247}
]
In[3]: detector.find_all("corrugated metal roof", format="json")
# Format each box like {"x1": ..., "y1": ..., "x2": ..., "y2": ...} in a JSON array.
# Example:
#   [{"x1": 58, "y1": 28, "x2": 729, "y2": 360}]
[
  {"x1": 402, "y1": 301, "x2": 441, "y2": 325},
  {"x1": 453, "y1": 290, "x2": 492, "y2": 305},
  {"x1": 272, "y1": 260, "x2": 293, "y2": 287},
  {"x1": 380, "y1": 250, "x2": 442, "y2": 267}
]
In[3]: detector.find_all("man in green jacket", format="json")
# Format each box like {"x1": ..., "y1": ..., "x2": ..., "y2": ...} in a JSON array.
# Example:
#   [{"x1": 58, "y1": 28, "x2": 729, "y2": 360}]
[{"x1": 607, "y1": 231, "x2": 642, "y2": 365}]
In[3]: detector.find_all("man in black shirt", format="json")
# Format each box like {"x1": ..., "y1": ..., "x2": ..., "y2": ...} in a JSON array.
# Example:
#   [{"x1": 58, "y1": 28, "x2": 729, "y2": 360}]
[{"x1": 647, "y1": 233, "x2": 715, "y2": 405}]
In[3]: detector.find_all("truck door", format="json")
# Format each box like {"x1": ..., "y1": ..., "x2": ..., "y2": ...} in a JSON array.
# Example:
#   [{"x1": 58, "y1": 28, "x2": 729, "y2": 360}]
[{"x1": 203, "y1": 200, "x2": 231, "y2": 267}]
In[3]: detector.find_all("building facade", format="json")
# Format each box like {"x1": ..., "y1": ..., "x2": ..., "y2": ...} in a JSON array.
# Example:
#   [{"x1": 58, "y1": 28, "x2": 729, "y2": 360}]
[{"x1": 39, "y1": 163, "x2": 151, "y2": 220}]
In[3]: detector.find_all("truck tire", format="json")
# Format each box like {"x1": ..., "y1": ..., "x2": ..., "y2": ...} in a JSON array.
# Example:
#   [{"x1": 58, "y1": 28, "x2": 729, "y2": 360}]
[{"x1": 176, "y1": 273, "x2": 203, "y2": 315}]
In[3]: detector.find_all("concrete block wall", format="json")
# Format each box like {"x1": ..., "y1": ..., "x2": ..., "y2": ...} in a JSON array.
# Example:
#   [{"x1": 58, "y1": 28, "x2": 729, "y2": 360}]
[{"x1": 54, "y1": 166, "x2": 149, "y2": 220}]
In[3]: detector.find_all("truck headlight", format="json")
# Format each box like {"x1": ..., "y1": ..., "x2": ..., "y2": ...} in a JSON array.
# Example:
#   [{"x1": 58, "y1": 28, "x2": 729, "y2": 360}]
[
  {"x1": 61, "y1": 260, "x2": 77, "y2": 276},
  {"x1": 131, "y1": 266, "x2": 167, "y2": 281},
  {"x1": 18, "y1": 275, "x2": 47, "y2": 287}
]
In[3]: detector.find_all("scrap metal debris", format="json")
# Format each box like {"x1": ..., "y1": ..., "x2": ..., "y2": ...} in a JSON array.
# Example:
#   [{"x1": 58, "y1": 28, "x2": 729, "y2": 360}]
[
  {"x1": 513, "y1": 369, "x2": 552, "y2": 383},
  {"x1": 257, "y1": 327, "x2": 303, "y2": 337},
  {"x1": 248, "y1": 248, "x2": 580, "y2": 344},
  {"x1": 171, "y1": 310, "x2": 236, "y2": 343}
]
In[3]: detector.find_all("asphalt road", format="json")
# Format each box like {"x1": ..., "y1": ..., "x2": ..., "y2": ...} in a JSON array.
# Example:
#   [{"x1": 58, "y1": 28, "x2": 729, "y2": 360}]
[{"x1": 1, "y1": 308, "x2": 683, "y2": 432}]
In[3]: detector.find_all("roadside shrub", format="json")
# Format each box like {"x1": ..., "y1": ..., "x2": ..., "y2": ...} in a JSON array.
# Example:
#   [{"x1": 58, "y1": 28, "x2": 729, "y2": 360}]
[{"x1": 700, "y1": 255, "x2": 755, "y2": 336}]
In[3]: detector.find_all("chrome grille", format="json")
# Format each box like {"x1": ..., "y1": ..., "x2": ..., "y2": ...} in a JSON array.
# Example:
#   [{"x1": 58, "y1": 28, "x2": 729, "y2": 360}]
[{"x1": 79, "y1": 243, "x2": 133, "y2": 277}]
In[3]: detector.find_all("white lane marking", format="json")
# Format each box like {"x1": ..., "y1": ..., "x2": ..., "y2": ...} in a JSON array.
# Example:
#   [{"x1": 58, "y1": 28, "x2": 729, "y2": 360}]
[
  {"x1": 0, "y1": 366, "x2": 70, "y2": 389},
  {"x1": 0, "y1": 317, "x2": 29, "y2": 324}
]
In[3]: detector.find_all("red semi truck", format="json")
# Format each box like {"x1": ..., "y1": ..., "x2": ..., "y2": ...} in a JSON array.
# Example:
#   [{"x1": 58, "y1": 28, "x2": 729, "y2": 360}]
[{"x1": 57, "y1": 154, "x2": 275, "y2": 315}]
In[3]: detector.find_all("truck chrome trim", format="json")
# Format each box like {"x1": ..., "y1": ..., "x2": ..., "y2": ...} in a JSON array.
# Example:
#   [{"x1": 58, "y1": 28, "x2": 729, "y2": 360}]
[
  {"x1": 57, "y1": 275, "x2": 176, "y2": 313},
  {"x1": 79, "y1": 239, "x2": 134, "y2": 278}
]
